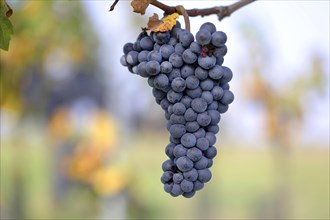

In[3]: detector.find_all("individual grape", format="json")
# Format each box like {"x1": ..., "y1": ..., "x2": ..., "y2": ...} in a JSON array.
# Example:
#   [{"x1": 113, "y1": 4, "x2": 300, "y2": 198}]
[
  {"x1": 160, "y1": 99, "x2": 170, "y2": 111},
  {"x1": 170, "y1": 136, "x2": 181, "y2": 144},
  {"x1": 153, "y1": 31, "x2": 171, "y2": 44},
  {"x1": 170, "y1": 114, "x2": 186, "y2": 125},
  {"x1": 219, "y1": 66, "x2": 233, "y2": 84},
  {"x1": 169, "y1": 37, "x2": 178, "y2": 46},
  {"x1": 154, "y1": 74, "x2": 169, "y2": 90},
  {"x1": 173, "y1": 173, "x2": 184, "y2": 184},
  {"x1": 191, "y1": 98, "x2": 208, "y2": 113},
  {"x1": 120, "y1": 55, "x2": 128, "y2": 66},
  {"x1": 165, "y1": 143, "x2": 175, "y2": 159},
  {"x1": 169, "y1": 53, "x2": 184, "y2": 68},
  {"x1": 123, "y1": 42, "x2": 134, "y2": 55},
  {"x1": 209, "y1": 65, "x2": 224, "y2": 80},
  {"x1": 133, "y1": 40, "x2": 142, "y2": 52},
  {"x1": 220, "y1": 90, "x2": 234, "y2": 105},
  {"x1": 147, "y1": 76, "x2": 155, "y2": 87},
  {"x1": 185, "y1": 121, "x2": 200, "y2": 133},
  {"x1": 171, "y1": 77, "x2": 186, "y2": 93},
  {"x1": 147, "y1": 50, "x2": 162, "y2": 63},
  {"x1": 200, "y1": 22, "x2": 216, "y2": 34},
  {"x1": 162, "y1": 160, "x2": 175, "y2": 172},
  {"x1": 167, "y1": 89, "x2": 183, "y2": 103},
  {"x1": 182, "y1": 49, "x2": 197, "y2": 64},
  {"x1": 168, "y1": 68, "x2": 181, "y2": 81},
  {"x1": 152, "y1": 88, "x2": 166, "y2": 100},
  {"x1": 126, "y1": 51, "x2": 139, "y2": 65},
  {"x1": 206, "y1": 159, "x2": 213, "y2": 169},
  {"x1": 213, "y1": 45, "x2": 227, "y2": 57},
  {"x1": 160, "y1": 44, "x2": 175, "y2": 60},
  {"x1": 164, "y1": 183, "x2": 173, "y2": 193},
  {"x1": 196, "y1": 137, "x2": 209, "y2": 151},
  {"x1": 181, "y1": 65, "x2": 195, "y2": 79},
  {"x1": 197, "y1": 112, "x2": 211, "y2": 127},
  {"x1": 161, "y1": 171, "x2": 173, "y2": 183},
  {"x1": 187, "y1": 147, "x2": 203, "y2": 162},
  {"x1": 198, "y1": 169, "x2": 212, "y2": 183},
  {"x1": 208, "y1": 101, "x2": 218, "y2": 110},
  {"x1": 176, "y1": 156, "x2": 194, "y2": 172},
  {"x1": 207, "y1": 125, "x2": 219, "y2": 134},
  {"x1": 180, "y1": 96, "x2": 192, "y2": 108},
  {"x1": 137, "y1": 62, "x2": 149, "y2": 77},
  {"x1": 174, "y1": 43, "x2": 185, "y2": 54},
  {"x1": 194, "y1": 128, "x2": 206, "y2": 139},
  {"x1": 205, "y1": 132, "x2": 216, "y2": 146},
  {"x1": 204, "y1": 146, "x2": 217, "y2": 159},
  {"x1": 211, "y1": 31, "x2": 227, "y2": 47},
  {"x1": 196, "y1": 29, "x2": 212, "y2": 45},
  {"x1": 201, "y1": 91, "x2": 213, "y2": 104},
  {"x1": 190, "y1": 42, "x2": 201, "y2": 54},
  {"x1": 160, "y1": 61, "x2": 173, "y2": 73},
  {"x1": 195, "y1": 66, "x2": 209, "y2": 80},
  {"x1": 220, "y1": 83, "x2": 230, "y2": 90},
  {"x1": 208, "y1": 110, "x2": 221, "y2": 125},
  {"x1": 181, "y1": 133, "x2": 197, "y2": 148},
  {"x1": 183, "y1": 168, "x2": 198, "y2": 182},
  {"x1": 173, "y1": 144, "x2": 187, "y2": 158},
  {"x1": 200, "y1": 79, "x2": 214, "y2": 91},
  {"x1": 146, "y1": 60, "x2": 161, "y2": 75},
  {"x1": 182, "y1": 190, "x2": 196, "y2": 198},
  {"x1": 198, "y1": 56, "x2": 216, "y2": 70},
  {"x1": 193, "y1": 180, "x2": 204, "y2": 191},
  {"x1": 179, "y1": 31, "x2": 194, "y2": 47},
  {"x1": 138, "y1": 50, "x2": 149, "y2": 62},
  {"x1": 169, "y1": 124, "x2": 186, "y2": 138},
  {"x1": 185, "y1": 75, "x2": 200, "y2": 90},
  {"x1": 186, "y1": 87, "x2": 202, "y2": 99},
  {"x1": 140, "y1": 36, "x2": 154, "y2": 50},
  {"x1": 194, "y1": 156, "x2": 209, "y2": 170},
  {"x1": 171, "y1": 183, "x2": 183, "y2": 196},
  {"x1": 172, "y1": 103, "x2": 186, "y2": 115},
  {"x1": 212, "y1": 86, "x2": 224, "y2": 100},
  {"x1": 180, "y1": 179, "x2": 194, "y2": 192},
  {"x1": 184, "y1": 108, "x2": 198, "y2": 122},
  {"x1": 217, "y1": 103, "x2": 229, "y2": 113}
]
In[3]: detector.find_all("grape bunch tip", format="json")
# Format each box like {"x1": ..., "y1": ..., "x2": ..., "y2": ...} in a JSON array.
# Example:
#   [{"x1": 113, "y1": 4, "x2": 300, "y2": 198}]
[{"x1": 120, "y1": 21, "x2": 234, "y2": 198}]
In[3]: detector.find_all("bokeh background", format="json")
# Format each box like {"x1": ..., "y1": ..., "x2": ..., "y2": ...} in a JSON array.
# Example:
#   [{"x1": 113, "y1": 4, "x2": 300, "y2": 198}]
[{"x1": 1, "y1": 0, "x2": 329, "y2": 219}]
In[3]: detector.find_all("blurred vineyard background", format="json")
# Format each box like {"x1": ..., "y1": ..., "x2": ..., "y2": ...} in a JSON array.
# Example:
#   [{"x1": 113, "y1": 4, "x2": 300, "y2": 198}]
[{"x1": 0, "y1": 1, "x2": 329, "y2": 219}]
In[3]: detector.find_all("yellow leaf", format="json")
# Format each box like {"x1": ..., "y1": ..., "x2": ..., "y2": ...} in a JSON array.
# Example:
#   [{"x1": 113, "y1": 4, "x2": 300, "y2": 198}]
[
  {"x1": 148, "y1": 13, "x2": 179, "y2": 32},
  {"x1": 131, "y1": 0, "x2": 151, "y2": 15}
]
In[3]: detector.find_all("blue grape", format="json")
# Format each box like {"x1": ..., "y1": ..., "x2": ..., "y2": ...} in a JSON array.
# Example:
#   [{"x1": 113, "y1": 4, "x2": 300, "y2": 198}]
[
  {"x1": 217, "y1": 103, "x2": 229, "y2": 113},
  {"x1": 200, "y1": 79, "x2": 215, "y2": 91},
  {"x1": 212, "y1": 86, "x2": 224, "y2": 100},
  {"x1": 190, "y1": 42, "x2": 201, "y2": 54},
  {"x1": 174, "y1": 43, "x2": 185, "y2": 54},
  {"x1": 173, "y1": 173, "x2": 184, "y2": 184},
  {"x1": 198, "y1": 169, "x2": 212, "y2": 183},
  {"x1": 152, "y1": 88, "x2": 166, "y2": 100},
  {"x1": 196, "y1": 29, "x2": 212, "y2": 45},
  {"x1": 171, "y1": 77, "x2": 186, "y2": 93},
  {"x1": 147, "y1": 50, "x2": 162, "y2": 63},
  {"x1": 180, "y1": 96, "x2": 192, "y2": 108},
  {"x1": 170, "y1": 114, "x2": 186, "y2": 125},
  {"x1": 180, "y1": 179, "x2": 194, "y2": 192},
  {"x1": 120, "y1": 55, "x2": 128, "y2": 66},
  {"x1": 126, "y1": 51, "x2": 139, "y2": 65},
  {"x1": 207, "y1": 125, "x2": 219, "y2": 134},
  {"x1": 176, "y1": 156, "x2": 194, "y2": 172},
  {"x1": 208, "y1": 101, "x2": 219, "y2": 110},
  {"x1": 173, "y1": 144, "x2": 187, "y2": 158},
  {"x1": 165, "y1": 143, "x2": 175, "y2": 159},
  {"x1": 185, "y1": 121, "x2": 200, "y2": 133},
  {"x1": 200, "y1": 22, "x2": 216, "y2": 34},
  {"x1": 209, "y1": 65, "x2": 224, "y2": 80},
  {"x1": 160, "y1": 99, "x2": 170, "y2": 111},
  {"x1": 172, "y1": 103, "x2": 186, "y2": 115},
  {"x1": 170, "y1": 136, "x2": 181, "y2": 144},
  {"x1": 201, "y1": 91, "x2": 213, "y2": 104},
  {"x1": 133, "y1": 40, "x2": 142, "y2": 52},
  {"x1": 195, "y1": 66, "x2": 209, "y2": 80},
  {"x1": 169, "y1": 53, "x2": 184, "y2": 68},
  {"x1": 138, "y1": 50, "x2": 149, "y2": 62},
  {"x1": 161, "y1": 171, "x2": 173, "y2": 183},
  {"x1": 169, "y1": 124, "x2": 186, "y2": 138},
  {"x1": 181, "y1": 133, "x2": 197, "y2": 148},
  {"x1": 137, "y1": 62, "x2": 149, "y2": 77},
  {"x1": 164, "y1": 183, "x2": 173, "y2": 193},
  {"x1": 191, "y1": 98, "x2": 208, "y2": 113},
  {"x1": 167, "y1": 89, "x2": 183, "y2": 103},
  {"x1": 123, "y1": 42, "x2": 134, "y2": 54},
  {"x1": 169, "y1": 37, "x2": 178, "y2": 46},
  {"x1": 171, "y1": 183, "x2": 183, "y2": 196},
  {"x1": 140, "y1": 36, "x2": 154, "y2": 50},
  {"x1": 205, "y1": 132, "x2": 216, "y2": 146},
  {"x1": 179, "y1": 31, "x2": 194, "y2": 48},
  {"x1": 208, "y1": 110, "x2": 221, "y2": 125},
  {"x1": 186, "y1": 87, "x2": 202, "y2": 99},
  {"x1": 194, "y1": 128, "x2": 206, "y2": 139},
  {"x1": 185, "y1": 75, "x2": 200, "y2": 90},
  {"x1": 219, "y1": 66, "x2": 233, "y2": 84},
  {"x1": 183, "y1": 190, "x2": 196, "y2": 198},
  {"x1": 168, "y1": 68, "x2": 181, "y2": 81},
  {"x1": 146, "y1": 60, "x2": 160, "y2": 75},
  {"x1": 211, "y1": 31, "x2": 227, "y2": 47},
  {"x1": 204, "y1": 146, "x2": 217, "y2": 159},
  {"x1": 183, "y1": 168, "x2": 198, "y2": 182},
  {"x1": 181, "y1": 65, "x2": 195, "y2": 79},
  {"x1": 193, "y1": 180, "x2": 204, "y2": 191},
  {"x1": 153, "y1": 31, "x2": 171, "y2": 44},
  {"x1": 187, "y1": 147, "x2": 203, "y2": 162},
  {"x1": 160, "y1": 44, "x2": 175, "y2": 60},
  {"x1": 197, "y1": 112, "x2": 211, "y2": 127},
  {"x1": 196, "y1": 137, "x2": 209, "y2": 151},
  {"x1": 184, "y1": 108, "x2": 197, "y2": 122},
  {"x1": 182, "y1": 49, "x2": 197, "y2": 64},
  {"x1": 162, "y1": 160, "x2": 175, "y2": 172},
  {"x1": 220, "y1": 90, "x2": 234, "y2": 105},
  {"x1": 194, "y1": 156, "x2": 209, "y2": 170},
  {"x1": 154, "y1": 74, "x2": 169, "y2": 90},
  {"x1": 198, "y1": 56, "x2": 216, "y2": 70},
  {"x1": 160, "y1": 61, "x2": 173, "y2": 73},
  {"x1": 213, "y1": 45, "x2": 227, "y2": 57}
]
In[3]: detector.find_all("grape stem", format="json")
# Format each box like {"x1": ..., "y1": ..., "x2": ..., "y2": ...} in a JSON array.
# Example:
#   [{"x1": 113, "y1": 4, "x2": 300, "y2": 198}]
[
  {"x1": 175, "y1": 5, "x2": 190, "y2": 32},
  {"x1": 109, "y1": 0, "x2": 119, "y2": 12},
  {"x1": 151, "y1": 0, "x2": 256, "y2": 21}
]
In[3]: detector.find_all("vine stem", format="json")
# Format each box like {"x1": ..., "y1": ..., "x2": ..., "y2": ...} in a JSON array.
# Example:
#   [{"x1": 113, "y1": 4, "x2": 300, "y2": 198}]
[
  {"x1": 175, "y1": 5, "x2": 190, "y2": 32},
  {"x1": 151, "y1": 0, "x2": 256, "y2": 21}
]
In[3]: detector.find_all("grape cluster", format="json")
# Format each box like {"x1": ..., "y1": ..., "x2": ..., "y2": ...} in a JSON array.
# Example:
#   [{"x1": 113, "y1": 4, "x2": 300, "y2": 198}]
[{"x1": 120, "y1": 21, "x2": 234, "y2": 198}]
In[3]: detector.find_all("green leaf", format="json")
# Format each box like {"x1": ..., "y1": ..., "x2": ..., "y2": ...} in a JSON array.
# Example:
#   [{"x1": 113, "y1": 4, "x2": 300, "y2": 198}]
[{"x1": 0, "y1": 0, "x2": 13, "y2": 51}]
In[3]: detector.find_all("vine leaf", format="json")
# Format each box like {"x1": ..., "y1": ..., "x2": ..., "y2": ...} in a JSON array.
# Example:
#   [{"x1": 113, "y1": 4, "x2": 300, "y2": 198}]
[
  {"x1": 0, "y1": 0, "x2": 13, "y2": 51},
  {"x1": 131, "y1": 0, "x2": 151, "y2": 15},
  {"x1": 148, "y1": 13, "x2": 179, "y2": 32}
]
